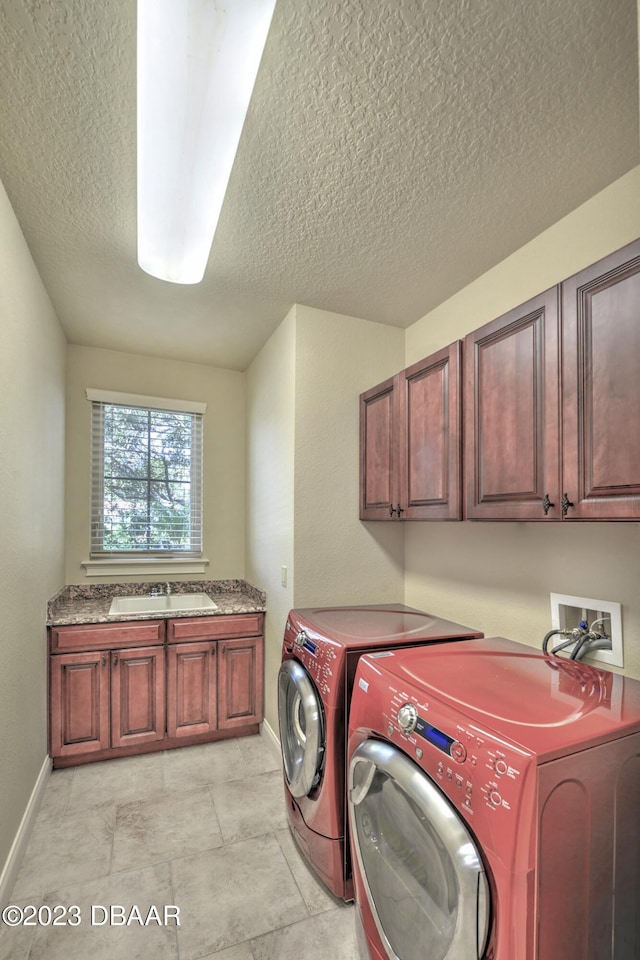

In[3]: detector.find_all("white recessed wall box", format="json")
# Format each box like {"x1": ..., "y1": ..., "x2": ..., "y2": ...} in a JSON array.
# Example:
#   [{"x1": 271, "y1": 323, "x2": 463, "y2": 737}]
[{"x1": 549, "y1": 593, "x2": 623, "y2": 669}]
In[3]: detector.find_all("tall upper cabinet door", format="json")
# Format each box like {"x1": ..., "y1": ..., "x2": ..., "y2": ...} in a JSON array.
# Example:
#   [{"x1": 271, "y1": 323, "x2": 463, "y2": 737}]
[
  {"x1": 360, "y1": 374, "x2": 402, "y2": 519},
  {"x1": 401, "y1": 342, "x2": 462, "y2": 519},
  {"x1": 561, "y1": 239, "x2": 640, "y2": 520},
  {"x1": 464, "y1": 289, "x2": 561, "y2": 519}
]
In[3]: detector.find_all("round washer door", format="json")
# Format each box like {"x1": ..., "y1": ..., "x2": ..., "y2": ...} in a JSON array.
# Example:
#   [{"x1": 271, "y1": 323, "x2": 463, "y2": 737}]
[
  {"x1": 278, "y1": 659, "x2": 325, "y2": 798},
  {"x1": 349, "y1": 739, "x2": 490, "y2": 960}
]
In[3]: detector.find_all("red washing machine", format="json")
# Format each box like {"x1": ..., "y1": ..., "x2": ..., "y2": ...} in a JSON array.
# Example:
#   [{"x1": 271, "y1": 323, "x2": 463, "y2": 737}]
[
  {"x1": 347, "y1": 637, "x2": 640, "y2": 960},
  {"x1": 277, "y1": 605, "x2": 483, "y2": 900}
]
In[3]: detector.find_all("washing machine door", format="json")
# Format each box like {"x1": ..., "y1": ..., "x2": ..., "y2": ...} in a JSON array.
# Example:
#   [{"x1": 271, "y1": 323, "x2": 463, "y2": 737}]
[
  {"x1": 278, "y1": 659, "x2": 325, "y2": 798},
  {"x1": 349, "y1": 739, "x2": 490, "y2": 960}
]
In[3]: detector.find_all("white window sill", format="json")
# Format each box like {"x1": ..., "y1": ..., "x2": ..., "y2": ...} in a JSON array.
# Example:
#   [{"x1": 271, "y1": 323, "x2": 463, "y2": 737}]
[{"x1": 81, "y1": 558, "x2": 209, "y2": 578}]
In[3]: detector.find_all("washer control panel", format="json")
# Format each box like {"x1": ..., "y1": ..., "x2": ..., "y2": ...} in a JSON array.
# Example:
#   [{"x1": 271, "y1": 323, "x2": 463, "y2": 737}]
[
  {"x1": 396, "y1": 701, "x2": 465, "y2": 762},
  {"x1": 386, "y1": 690, "x2": 528, "y2": 819},
  {"x1": 397, "y1": 702, "x2": 418, "y2": 734}
]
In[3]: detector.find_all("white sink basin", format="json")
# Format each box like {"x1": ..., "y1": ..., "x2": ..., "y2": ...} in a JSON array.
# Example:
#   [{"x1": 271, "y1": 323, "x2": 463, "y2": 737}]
[{"x1": 108, "y1": 593, "x2": 217, "y2": 616}]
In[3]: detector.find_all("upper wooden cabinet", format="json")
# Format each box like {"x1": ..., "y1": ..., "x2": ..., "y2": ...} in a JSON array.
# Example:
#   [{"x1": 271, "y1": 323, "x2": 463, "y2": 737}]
[
  {"x1": 360, "y1": 342, "x2": 462, "y2": 520},
  {"x1": 464, "y1": 238, "x2": 640, "y2": 521},
  {"x1": 464, "y1": 288, "x2": 561, "y2": 520},
  {"x1": 359, "y1": 373, "x2": 400, "y2": 520},
  {"x1": 561, "y1": 238, "x2": 640, "y2": 520},
  {"x1": 360, "y1": 239, "x2": 640, "y2": 523}
]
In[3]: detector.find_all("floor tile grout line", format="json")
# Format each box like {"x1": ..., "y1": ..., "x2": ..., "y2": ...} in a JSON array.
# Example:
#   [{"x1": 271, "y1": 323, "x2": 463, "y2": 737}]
[
  {"x1": 169, "y1": 829, "x2": 313, "y2": 960},
  {"x1": 168, "y1": 858, "x2": 181, "y2": 960},
  {"x1": 18, "y1": 821, "x2": 292, "y2": 899},
  {"x1": 104, "y1": 825, "x2": 292, "y2": 882},
  {"x1": 273, "y1": 828, "x2": 316, "y2": 921},
  {"x1": 10, "y1": 734, "x2": 340, "y2": 959},
  {"x1": 182, "y1": 900, "x2": 349, "y2": 960}
]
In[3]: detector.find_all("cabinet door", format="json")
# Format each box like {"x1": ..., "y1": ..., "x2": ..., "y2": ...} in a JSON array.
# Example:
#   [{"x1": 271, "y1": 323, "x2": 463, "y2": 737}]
[
  {"x1": 562, "y1": 238, "x2": 640, "y2": 519},
  {"x1": 360, "y1": 374, "x2": 402, "y2": 519},
  {"x1": 167, "y1": 641, "x2": 218, "y2": 739},
  {"x1": 111, "y1": 646, "x2": 165, "y2": 748},
  {"x1": 218, "y1": 636, "x2": 264, "y2": 730},
  {"x1": 464, "y1": 288, "x2": 561, "y2": 519},
  {"x1": 50, "y1": 651, "x2": 110, "y2": 758},
  {"x1": 401, "y1": 342, "x2": 462, "y2": 519}
]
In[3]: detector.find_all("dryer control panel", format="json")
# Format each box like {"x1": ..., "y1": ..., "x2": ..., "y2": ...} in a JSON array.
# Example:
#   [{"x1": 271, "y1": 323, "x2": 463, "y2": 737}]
[
  {"x1": 294, "y1": 629, "x2": 318, "y2": 656},
  {"x1": 284, "y1": 618, "x2": 339, "y2": 700}
]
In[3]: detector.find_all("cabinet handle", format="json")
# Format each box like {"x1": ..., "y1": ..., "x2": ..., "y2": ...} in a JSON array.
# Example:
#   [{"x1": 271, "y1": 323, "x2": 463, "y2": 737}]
[
  {"x1": 396, "y1": 503, "x2": 404, "y2": 516},
  {"x1": 113, "y1": 654, "x2": 118, "y2": 666},
  {"x1": 211, "y1": 645, "x2": 216, "y2": 656},
  {"x1": 221, "y1": 645, "x2": 225, "y2": 654},
  {"x1": 542, "y1": 493, "x2": 554, "y2": 515},
  {"x1": 561, "y1": 493, "x2": 574, "y2": 517},
  {"x1": 101, "y1": 656, "x2": 106, "y2": 667},
  {"x1": 389, "y1": 504, "x2": 396, "y2": 517}
]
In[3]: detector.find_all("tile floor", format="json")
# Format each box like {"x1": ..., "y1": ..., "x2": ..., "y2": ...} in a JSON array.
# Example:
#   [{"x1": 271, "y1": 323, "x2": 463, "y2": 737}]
[{"x1": 2, "y1": 734, "x2": 362, "y2": 960}]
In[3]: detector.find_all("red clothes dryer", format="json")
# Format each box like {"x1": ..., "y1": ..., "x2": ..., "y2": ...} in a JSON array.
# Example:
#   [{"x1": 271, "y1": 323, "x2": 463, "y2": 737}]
[
  {"x1": 347, "y1": 637, "x2": 640, "y2": 960},
  {"x1": 277, "y1": 605, "x2": 483, "y2": 900}
]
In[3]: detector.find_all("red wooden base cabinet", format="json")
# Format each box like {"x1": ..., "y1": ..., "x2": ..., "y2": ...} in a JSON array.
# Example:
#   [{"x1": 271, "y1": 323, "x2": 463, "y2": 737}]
[
  {"x1": 49, "y1": 613, "x2": 264, "y2": 767},
  {"x1": 165, "y1": 615, "x2": 264, "y2": 739}
]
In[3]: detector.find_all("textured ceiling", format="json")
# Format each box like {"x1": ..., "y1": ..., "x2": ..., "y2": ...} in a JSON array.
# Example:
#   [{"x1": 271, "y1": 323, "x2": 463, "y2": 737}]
[{"x1": 0, "y1": 0, "x2": 638, "y2": 370}]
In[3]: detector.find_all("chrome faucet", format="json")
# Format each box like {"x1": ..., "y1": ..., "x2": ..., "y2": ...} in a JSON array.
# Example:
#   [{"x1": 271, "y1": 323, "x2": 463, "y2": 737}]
[{"x1": 165, "y1": 582, "x2": 172, "y2": 595}]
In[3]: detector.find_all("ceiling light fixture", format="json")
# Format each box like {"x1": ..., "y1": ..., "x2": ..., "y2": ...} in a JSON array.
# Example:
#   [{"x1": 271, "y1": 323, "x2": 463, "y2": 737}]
[{"x1": 136, "y1": 0, "x2": 277, "y2": 285}]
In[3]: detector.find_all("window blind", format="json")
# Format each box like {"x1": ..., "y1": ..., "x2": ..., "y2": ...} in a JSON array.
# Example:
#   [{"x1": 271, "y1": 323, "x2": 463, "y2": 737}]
[{"x1": 90, "y1": 400, "x2": 203, "y2": 557}]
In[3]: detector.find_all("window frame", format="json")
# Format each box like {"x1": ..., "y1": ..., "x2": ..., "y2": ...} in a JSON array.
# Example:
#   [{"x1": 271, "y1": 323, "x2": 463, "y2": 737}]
[{"x1": 87, "y1": 389, "x2": 206, "y2": 561}]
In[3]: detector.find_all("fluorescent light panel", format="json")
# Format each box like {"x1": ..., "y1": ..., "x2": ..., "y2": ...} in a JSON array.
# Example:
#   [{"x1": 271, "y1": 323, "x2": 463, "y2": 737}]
[{"x1": 137, "y1": 0, "x2": 276, "y2": 284}]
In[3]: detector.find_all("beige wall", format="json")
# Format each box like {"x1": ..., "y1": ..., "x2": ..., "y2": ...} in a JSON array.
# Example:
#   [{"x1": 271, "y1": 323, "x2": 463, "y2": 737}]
[
  {"x1": 245, "y1": 308, "x2": 297, "y2": 736},
  {"x1": 293, "y1": 306, "x2": 405, "y2": 607},
  {"x1": 0, "y1": 180, "x2": 66, "y2": 875},
  {"x1": 404, "y1": 166, "x2": 640, "y2": 679},
  {"x1": 246, "y1": 304, "x2": 405, "y2": 733},
  {"x1": 65, "y1": 345, "x2": 246, "y2": 583},
  {"x1": 406, "y1": 166, "x2": 640, "y2": 360}
]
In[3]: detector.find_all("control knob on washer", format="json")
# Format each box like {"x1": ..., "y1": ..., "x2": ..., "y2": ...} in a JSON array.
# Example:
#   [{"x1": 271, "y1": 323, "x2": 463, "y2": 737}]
[
  {"x1": 295, "y1": 630, "x2": 307, "y2": 647},
  {"x1": 397, "y1": 703, "x2": 418, "y2": 734}
]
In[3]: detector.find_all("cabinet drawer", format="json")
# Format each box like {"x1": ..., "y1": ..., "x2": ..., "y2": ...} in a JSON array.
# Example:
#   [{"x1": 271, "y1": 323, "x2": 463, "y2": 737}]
[
  {"x1": 167, "y1": 613, "x2": 264, "y2": 643},
  {"x1": 50, "y1": 620, "x2": 166, "y2": 653}
]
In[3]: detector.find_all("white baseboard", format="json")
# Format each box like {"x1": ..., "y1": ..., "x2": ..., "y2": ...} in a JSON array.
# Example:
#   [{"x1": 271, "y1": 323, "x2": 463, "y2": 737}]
[
  {"x1": 0, "y1": 755, "x2": 51, "y2": 907},
  {"x1": 260, "y1": 718, "x2": 281, "y2": 764}
]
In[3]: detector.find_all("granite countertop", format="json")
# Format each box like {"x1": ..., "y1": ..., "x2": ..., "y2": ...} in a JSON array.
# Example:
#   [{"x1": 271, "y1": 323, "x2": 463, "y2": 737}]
[{"x1": 47, "y1": 580, "x2": 266, "y2": 626}]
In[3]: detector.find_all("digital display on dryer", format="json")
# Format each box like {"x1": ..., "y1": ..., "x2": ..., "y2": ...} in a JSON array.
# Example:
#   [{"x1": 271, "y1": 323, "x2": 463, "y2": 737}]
[{"x1": 415, "y1": 718, "x2": 455, "y2": 755}]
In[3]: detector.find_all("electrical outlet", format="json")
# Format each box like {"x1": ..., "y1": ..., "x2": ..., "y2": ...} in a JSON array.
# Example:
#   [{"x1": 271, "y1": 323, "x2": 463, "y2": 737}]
[{"x1": 549, "y1": 593, "x2": 623, "y2": 668}]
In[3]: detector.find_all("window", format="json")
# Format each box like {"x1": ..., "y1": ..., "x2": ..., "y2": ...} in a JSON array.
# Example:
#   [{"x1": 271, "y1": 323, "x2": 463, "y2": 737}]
[{"x1": 88, "y1": 391, "x2": 205, "y2": 557}]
